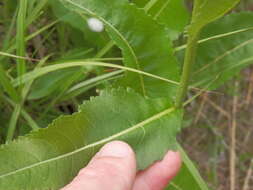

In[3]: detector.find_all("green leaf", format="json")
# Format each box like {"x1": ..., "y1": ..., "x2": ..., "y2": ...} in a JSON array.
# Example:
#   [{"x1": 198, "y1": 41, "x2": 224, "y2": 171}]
[
  {"x1": 0, "y1": 88, "x2": 182, "y2": 189},
  {"x1": 133, "y1": 0, "x2": 190, "y2": 40},
  {"x1": 49, "y1": 0, "x2": 110, "y2": 49},
  {"x1": 189, "y1": 0, "x2": 240, "y2": 35},
  {"x1": 28, "y1": 68, "x2": 84, "y2": 100},
  {"x1": 60, "y1": 0, "x2": 180, "y2": 98},
  {"x1": 191, "y1": 12, "x2": 253, "y2": 89},
  {"x1": 175, "y1": 0, "x2": 240, "y2": 107}
]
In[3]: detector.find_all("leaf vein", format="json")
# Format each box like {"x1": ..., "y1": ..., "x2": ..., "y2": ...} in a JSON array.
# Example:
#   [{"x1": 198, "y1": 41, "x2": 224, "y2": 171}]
[{"x1": 0, "y1": 107, "x2": 175, "y2": 179}]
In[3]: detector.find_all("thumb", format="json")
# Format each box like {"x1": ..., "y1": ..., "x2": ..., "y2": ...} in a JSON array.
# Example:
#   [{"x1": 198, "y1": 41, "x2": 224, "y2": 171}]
[{"x1": 62, "y1": 141, "x2": 136, "y2": 190}]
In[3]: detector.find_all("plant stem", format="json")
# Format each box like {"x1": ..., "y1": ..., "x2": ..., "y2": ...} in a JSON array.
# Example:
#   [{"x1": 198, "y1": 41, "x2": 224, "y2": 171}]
[
  {"x1": 6, "y1": 105, "x2": 21, "y2": 141},
  {"x1": 175, "y1": 33, "x2": 199, "y2": 108},
  {"x1": 16, "y1": 0, "x2": 27, "y2": 82},
  {"x1": 3, "y1": 95, "x2": 40, "y2": 130},
  {"x1": 6, "y1": 0, "x2": 28, "y2": 142}
]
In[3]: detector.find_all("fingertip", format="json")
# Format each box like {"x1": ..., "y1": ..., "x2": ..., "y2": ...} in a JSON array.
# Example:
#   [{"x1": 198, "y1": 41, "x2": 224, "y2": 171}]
[
  {"x1": 62, "y1": 141, "x2": 136, "y2": 190},
  {"x1": 133, "y1": 150, "x2": 182, "y2": 190},
  {"x1": 163, "y1": 150, "x2": 182, "y2": 172},
  {"x1": 164, "y1": 150, "x2": 181, "y2": 160},
  {"x1": 95, "y1": 141, "x2": 135, "y2": 158}
]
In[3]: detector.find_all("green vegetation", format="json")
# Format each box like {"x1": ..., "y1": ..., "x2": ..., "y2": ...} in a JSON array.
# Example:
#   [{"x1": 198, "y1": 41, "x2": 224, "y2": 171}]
[{"x1": 0, "y1": 0, "x2": 252, "y2": 189}]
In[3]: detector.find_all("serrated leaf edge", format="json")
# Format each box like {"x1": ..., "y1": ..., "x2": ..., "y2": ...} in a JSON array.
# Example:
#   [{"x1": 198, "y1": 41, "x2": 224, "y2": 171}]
[{"x1": 0, "y1": 88, "x2": 176, "y2": 180}]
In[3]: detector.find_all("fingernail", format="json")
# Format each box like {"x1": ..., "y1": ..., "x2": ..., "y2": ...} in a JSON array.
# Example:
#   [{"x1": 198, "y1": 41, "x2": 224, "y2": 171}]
[{"x1": 97, "y1": 141, "x2": 132, "y2": 158}]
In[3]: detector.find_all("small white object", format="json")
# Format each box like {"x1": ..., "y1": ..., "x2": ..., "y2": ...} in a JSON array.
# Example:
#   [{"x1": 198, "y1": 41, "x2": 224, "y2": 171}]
[{"x1": 87, "y1": 18, "x2": 104, "y2": 32}]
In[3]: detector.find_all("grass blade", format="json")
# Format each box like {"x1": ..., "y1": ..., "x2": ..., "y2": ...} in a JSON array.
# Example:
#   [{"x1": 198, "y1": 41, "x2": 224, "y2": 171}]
[
  {"x1": 6, "y1": 105, "x2": 21, "y2": 142},
  {"x1": 2, "y1": 95, "x2": 39, "y2": 130},
  {"x1": 13, "y1": 61, "x2": 180, "y2": 87},
  {"x1": 16, "y1": 0, "x2": 28, "y2": 87}
]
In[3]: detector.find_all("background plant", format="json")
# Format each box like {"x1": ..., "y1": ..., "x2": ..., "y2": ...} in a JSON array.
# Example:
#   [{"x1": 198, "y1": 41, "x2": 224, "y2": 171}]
[{"x1": 0, "y1": 0, "x2": 252, "y2": 189}]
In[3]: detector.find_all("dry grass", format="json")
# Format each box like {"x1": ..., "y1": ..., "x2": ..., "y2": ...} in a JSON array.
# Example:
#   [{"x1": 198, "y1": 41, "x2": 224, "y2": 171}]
[{"x1": 180, "y1": 67, "x2": 253, "y2": 190}]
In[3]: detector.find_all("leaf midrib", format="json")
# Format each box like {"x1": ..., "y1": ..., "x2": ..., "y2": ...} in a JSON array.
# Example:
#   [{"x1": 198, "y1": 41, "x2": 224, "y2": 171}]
[{"x1": 0, "y1": 107, "x2": 175, "y2": 179}]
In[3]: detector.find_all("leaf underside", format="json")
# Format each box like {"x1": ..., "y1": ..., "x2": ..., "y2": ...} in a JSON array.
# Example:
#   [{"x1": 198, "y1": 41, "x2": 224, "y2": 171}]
[{"x1": 0, "y1": 88, "x2": 182, "y2": 190}]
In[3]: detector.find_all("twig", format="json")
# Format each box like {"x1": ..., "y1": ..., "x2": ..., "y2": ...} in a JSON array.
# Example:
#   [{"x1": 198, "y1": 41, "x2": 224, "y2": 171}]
[
  {"x1": 243, "y1": 127, "x2": 253, "y2": 148},
  {"x1": 230, "y1": 81, "x2": 238, "y2": 190},
  {"x1": 194, "y1": 93, "x2": 207, "y2": 124},
  {"x1": 246, "y1": 69, "x2": 253, "y2": 106},
  {"x1": 205, "y1": 97, "x2": 230, "y2": 119},
  {"x1": 0, "y1": 51, "x2": 39, "y2": 62},
  {"x1": 242, "y1": 159, "x2": 253, "y2": 190}
]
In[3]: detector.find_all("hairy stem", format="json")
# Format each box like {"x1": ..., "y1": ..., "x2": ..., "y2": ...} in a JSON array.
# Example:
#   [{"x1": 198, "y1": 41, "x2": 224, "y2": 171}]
[{"x1": 175, "y1": 33, "x2": 199, "y2": 108}]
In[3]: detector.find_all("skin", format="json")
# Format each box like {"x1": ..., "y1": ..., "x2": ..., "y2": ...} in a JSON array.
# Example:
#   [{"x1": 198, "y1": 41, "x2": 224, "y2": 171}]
[{"x1": 62, "y1": 141, "x2": 181, "y2": 190}]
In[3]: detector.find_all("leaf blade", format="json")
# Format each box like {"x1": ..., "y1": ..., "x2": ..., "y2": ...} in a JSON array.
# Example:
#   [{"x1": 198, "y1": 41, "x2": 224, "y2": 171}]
[
  {"x1": 60, "y1": 0, "x2": 180, "y2": 98},
  {"x1": 0, "y1": 88, "x2": 182, "y2": 189},
  {"x1": 133, "y1": 0, "x2": 190, "y2": 40},
  {"x1": 189, "y1": 0, "x2": 240, "y2": 34},
  {"x1": 191, "y1": 12, "x2": 253, "y2": 89}
]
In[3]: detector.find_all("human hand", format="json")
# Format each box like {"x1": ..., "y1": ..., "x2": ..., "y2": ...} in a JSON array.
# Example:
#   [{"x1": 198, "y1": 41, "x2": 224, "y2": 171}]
[{"x1": 62, "y1": 141, "x2": 181, "y2": 190}]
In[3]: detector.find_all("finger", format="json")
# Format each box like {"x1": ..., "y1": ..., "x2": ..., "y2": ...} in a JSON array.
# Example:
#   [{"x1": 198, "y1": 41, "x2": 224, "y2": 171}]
[
  {"x1": 133, "y1": 151, "x2": 181, "y2": 190},
  {"x1": 62, "y1": 141, "x2": 136, "y2": 190}
]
